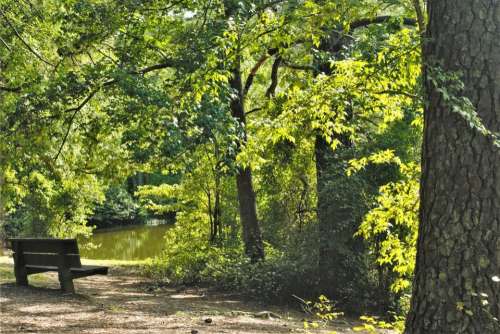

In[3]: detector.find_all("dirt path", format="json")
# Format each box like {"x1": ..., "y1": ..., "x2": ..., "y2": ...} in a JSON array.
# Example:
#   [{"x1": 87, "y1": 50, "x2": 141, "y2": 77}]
[{"x1": 0, "y1": 261, "x2": 372, "y2": 334}]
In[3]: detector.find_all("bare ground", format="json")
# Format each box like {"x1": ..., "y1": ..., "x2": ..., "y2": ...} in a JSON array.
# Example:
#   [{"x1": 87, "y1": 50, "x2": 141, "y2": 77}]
[{"x1": 0, "y1": 260, "x2": 378, "y2": 334}]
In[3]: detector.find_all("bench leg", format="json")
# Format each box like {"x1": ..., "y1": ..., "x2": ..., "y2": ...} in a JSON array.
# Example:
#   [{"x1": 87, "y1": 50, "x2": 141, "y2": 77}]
[
  {"x1": 14, "y1": 266, "x2": 28, "y2": 286},
  {"x1": 58, "y1": 271, "x2": 75, "y2": 293}
]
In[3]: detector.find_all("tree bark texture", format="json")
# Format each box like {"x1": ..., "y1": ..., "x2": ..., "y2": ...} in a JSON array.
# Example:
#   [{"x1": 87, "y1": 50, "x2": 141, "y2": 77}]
[{"x1": 405, "y1": 1, "x2": 500, "y2": 333}]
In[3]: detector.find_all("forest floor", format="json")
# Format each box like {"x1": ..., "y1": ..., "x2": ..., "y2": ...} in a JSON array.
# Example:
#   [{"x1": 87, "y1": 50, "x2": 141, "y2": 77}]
[{"x1": 0, "y1": 257, "x2": 391, "y2": 334}]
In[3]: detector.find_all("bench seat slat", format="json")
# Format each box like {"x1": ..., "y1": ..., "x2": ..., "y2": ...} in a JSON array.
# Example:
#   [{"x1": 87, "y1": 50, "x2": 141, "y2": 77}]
[
  {"x1": 71, "y1": 265, "x2": 109, "y2": 278},
  {"x1": 25, "y1": 264, "x2": 108, "y2": 277}
]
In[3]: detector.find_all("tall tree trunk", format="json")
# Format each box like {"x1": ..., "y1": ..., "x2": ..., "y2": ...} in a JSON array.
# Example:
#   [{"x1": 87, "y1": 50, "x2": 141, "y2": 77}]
[
  {"x1": 405, "y1": 1, "x2": 500, "y2": 332},
  {"x1": 222, "y1": 0, "x2": 264, "y2": 262},
  {"x1": 315, "y1": 134, "x2": 366, "y2": 300},
  {"x1": 229, "y1": 67, "x2": 265, "y2": 262},
  {"x1": 314, "y1": 32, "x2": 368, "y2": 300}
]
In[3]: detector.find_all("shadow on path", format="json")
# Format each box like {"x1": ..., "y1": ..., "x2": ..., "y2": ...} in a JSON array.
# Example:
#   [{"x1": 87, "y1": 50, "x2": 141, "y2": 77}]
[{"x1": 0, "y1": 263, "x2": 358, "y2": 334}]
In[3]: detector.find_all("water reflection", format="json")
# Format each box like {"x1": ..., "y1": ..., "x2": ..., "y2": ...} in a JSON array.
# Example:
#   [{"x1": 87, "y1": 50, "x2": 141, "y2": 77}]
[{"x1": 80, "y1": 224, "x2": 171, "y2": 260}]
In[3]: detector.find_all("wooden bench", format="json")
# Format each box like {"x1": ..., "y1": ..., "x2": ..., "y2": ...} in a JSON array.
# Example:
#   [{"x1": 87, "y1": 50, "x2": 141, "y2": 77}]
[{"x1": 7, "y1": 238, "x2": 108, "y2": 293}]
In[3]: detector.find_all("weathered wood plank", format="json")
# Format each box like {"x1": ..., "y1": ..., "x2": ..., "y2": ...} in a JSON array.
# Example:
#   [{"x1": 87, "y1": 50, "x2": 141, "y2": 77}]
[
  {"x1": 71, "y1": 265, "x2": 108, "y2": 279},
  {"x1": 8, "y1": 239, "x2": 79, "y2": 254},
  {"x1": 20, "y1": 253, "x2": 81, "y2": 268}
]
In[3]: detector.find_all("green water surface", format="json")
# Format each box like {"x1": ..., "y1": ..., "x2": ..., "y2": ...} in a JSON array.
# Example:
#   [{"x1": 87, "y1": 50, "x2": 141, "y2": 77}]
[{"x1": 80, "y1": 224, "x2": 171, "y2": 260}]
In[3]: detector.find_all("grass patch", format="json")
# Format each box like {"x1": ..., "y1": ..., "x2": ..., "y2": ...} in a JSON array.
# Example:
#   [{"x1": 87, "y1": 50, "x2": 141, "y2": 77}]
[
  {"x1": 0, "y1": 263, "x2": 15, "y2": 282},
  {"x1": 0, "y1": 263, "x2": 54, "y2": 285}
]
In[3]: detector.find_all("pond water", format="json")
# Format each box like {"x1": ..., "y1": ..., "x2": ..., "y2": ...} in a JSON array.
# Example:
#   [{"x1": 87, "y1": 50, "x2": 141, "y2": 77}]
[{"x1": 80, "y1": 224, "x2": 172, "y2": 261}]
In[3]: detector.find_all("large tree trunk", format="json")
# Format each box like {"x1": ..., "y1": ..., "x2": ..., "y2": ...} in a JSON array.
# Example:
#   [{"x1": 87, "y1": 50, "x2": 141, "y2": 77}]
[
  {"x1": 229, "y1": 68, "x2": 265, "y2": 262},
  {"x1": 405, "y1": 1, "x2": 500, "y2": 332}
]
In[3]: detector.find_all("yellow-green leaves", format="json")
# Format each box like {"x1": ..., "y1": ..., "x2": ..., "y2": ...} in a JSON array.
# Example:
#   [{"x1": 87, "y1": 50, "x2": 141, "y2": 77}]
[
  {"x1": 347, "y1": 149, "x2": 402, "y2": 176},
  {"x1": 353, "y1": 315, "x2": 402, "y2": 333},
  {"x1": 356, "y1": 162, "x2": 420, "y2": 292}
]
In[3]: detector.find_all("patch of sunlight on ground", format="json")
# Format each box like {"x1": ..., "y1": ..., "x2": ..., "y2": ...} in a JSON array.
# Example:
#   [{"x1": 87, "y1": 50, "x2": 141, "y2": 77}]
[
  {"x1": 80, "y1": 258, "x2": 148, "y2": 266},
  {"x1": 170, "y1": 293, "x2": 205, "y2": 299}
]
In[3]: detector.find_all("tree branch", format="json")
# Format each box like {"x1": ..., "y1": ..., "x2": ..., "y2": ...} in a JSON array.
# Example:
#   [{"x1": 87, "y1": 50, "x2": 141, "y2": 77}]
[
  {"x1": 245, "y1": 107, "x2": 262, "y2": 115},
  {"x1": 54, "y1": 59, "x2": 175, "y2": 160},
  {"x1": 373, "y1": 89, "x2": 420, "y2": 99},
  {"x1": 322, "y1": 16, "x2": 418, "y2": 56},
  {"x1": 0, "y1": 35, "x2": 11, "y2": 51},
  {"x1": 350, "y1": 16, "x2": 417, "y2": 30},
  {"x1": 282, "y1": 60, "x2": 315, "y2": 72},
  {"x1": 135, "y1": 60, "x2": 176, "y2": 74},
  {"x1": 0, "y1": 85, "x2": 21, "y2": 92},
  {"x1": 98, "y1": 59, "x2": 176, "y2": 87},
  {"x1": 266, "y1": 56, "x2": 282, "y2": 97},
  {"x1": 0, "y1": 9, "x2": 54, "y2": 66},
  {"x1": 243, "y1": 54, "x2": 269, "y2": 96},
  {"x1": 411, "y1": 0, "x2": 426, "y2": 34},
  {"x1": 54, "y1": 90, "x2": 98, "y2": 160}
]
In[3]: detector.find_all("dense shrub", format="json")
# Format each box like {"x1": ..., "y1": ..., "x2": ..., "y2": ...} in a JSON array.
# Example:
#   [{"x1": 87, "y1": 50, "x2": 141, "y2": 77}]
[
  {"x1": 138, "y1": 207, "x2": 318, "y2": 302},
  {"x1": 143, "y1": 243, "x2": 319, "y2": 303},
  {"x1": 201, "y1": 247, "x2": 318, "y2": 302},
  {"x1": 90, "y1": 186, "x2": 145, "y2": 228}
]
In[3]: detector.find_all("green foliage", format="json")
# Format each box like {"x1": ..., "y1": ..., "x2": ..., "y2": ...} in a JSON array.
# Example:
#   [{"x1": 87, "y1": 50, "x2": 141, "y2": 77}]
[
  {"x1": 1, "y1": 0, "x2": 425, "y2": 318},
  {"x1": 142, "y1": 210, "x2": 212, "y2": 284},
  {"x1": 357, "y1": 163, "x2": 419, "y2": 292},
  {"x1": 143, "y1": 236, "x2": 319, "y2": 302},
  {"x1": 91, "y1": 186, "x2": 144, "y2": 228},
  {"x1": 202, "y1": 247, "x2": 318, "y2": 302},
  {"x1": 3, "y1": 168, "x2": 104, "y2": 238},
  {"x1": 303, "y1": 295, "x2": 344, "y2": 322},
  {"x1": 297, "y1": 295, "x2": 344, "y2": 333},
  {"x1": 353, "y1": 315, "x2": 405, "y2": 333}
]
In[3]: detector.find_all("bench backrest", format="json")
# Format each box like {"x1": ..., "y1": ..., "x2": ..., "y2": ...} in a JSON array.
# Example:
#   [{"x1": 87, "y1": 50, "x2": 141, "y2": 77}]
[{"x1": 7, "y1": 238, "x2": 82, "y2": 268}]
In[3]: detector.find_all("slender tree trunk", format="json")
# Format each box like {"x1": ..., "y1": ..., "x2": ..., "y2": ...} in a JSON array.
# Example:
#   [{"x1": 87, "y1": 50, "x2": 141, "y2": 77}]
[
  {"x1": 405, "y1": 1, "x2": 500, "y2": 332},
  {"x1": 209, "y1": 167, "x2": 222, "y2": 243},
  {"x1": 207, "y1": 188, "x2": 214, "y2": 240},
  {"x1": 222, "y1": 0, "x2": 264, "y2": 262},
  {"x1": 213, "y1": 171, "x2": 222, "y2": 241},
  {"x1": 0, "y1": 159, "x2": 5, "y2": 242},
  {"x1": 210, "y1": 141, "x2": 223, "y2": 243},
  {"x1": 229, "y1": 67, "x2": 265, "y2": 262}
]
